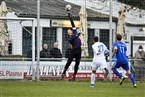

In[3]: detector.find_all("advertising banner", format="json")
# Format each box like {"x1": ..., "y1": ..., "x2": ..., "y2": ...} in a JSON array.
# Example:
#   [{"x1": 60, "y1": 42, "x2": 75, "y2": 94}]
[{"x1": 0, "y1": 61, "x2": 127, "y2": 80}]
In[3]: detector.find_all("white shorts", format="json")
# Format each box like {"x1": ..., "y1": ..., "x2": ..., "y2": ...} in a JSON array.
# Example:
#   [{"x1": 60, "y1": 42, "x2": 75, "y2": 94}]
[{"x1": 91, "y1": 58, "x2": 107, "y2": 71}]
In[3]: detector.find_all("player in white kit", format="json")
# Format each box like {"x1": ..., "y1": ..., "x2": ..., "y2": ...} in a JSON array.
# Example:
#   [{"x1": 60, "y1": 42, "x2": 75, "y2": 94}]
[{"x1": 90, "y1": 36, "x2": 109, "y2": 87}]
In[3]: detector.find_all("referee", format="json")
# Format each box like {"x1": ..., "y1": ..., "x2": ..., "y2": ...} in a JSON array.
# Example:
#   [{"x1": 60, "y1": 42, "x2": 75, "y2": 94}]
[{"x1": 61, "y1": 13, "x2": 82, "y2": 81}]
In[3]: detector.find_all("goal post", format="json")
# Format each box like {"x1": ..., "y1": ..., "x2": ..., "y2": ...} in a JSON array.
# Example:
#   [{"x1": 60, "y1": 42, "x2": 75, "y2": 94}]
[{"x1": 0, "y1": 17, "x2": 36, "y2": 81}]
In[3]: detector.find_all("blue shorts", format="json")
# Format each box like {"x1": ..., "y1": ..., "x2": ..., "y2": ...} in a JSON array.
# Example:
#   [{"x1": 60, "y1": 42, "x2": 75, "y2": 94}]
[{"x1": 112, "y1": 61, "x2": 129, "y2": 71}]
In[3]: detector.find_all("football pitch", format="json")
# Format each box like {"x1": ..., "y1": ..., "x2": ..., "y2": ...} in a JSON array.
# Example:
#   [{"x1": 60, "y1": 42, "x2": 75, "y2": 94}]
[{"x1": 0, "y1": 80, "x2": 145, "y2": 97}]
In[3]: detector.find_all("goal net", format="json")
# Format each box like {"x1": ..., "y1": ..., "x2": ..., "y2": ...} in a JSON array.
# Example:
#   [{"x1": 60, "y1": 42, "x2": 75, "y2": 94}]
[{"x1": 0, "y1": 17, "x2": 36, "y2": 80}]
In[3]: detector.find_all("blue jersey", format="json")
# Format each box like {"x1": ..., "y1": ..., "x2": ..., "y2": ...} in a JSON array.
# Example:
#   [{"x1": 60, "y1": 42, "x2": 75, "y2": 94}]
[{"x1": 113, "y1": 41, "x2": 128, "y2": 63}]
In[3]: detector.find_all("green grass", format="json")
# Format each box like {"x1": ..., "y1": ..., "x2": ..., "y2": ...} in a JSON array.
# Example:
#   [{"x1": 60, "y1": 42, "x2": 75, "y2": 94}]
[{"x1": 0, "y1": 80, "x2": 145, "y2": 97}]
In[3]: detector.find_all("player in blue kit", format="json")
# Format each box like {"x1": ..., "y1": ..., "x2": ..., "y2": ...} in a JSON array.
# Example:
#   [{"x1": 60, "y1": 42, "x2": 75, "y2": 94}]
[{"x1": 112, "y1": 34, "x2": 137, "y2": 88}]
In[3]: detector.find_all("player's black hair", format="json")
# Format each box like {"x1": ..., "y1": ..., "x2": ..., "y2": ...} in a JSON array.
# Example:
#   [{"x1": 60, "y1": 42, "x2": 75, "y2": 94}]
[
  {"x1": 93, "y1": 36, "x2": 99, "y2": 42},
  {"x1": 116, "y1": 34, "x2": 122, "y2": 41}
]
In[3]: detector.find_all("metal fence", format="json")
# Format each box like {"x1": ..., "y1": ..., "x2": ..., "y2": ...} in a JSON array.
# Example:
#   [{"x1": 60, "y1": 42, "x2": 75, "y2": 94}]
[{"x1": 129, "y1": 59, "x2": 145, "y2": 81}]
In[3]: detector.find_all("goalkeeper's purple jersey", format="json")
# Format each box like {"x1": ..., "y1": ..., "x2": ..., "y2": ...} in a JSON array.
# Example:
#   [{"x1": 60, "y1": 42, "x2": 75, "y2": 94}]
[
  {"x1": 113, "y1": 41, "x2": 128, "y2": 63},
  {"x1": 67, "y1": 28, "x2": 81, "y2": 49}
]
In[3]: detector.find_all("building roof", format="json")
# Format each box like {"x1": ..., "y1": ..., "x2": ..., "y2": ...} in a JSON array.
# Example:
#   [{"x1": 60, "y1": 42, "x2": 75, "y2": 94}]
[
  {"x1": 1, "y1": 0, "x2": 117, "y2": 21},
  {"x1": 118, "y1": 0, "x2": 145, "y2": 10}
]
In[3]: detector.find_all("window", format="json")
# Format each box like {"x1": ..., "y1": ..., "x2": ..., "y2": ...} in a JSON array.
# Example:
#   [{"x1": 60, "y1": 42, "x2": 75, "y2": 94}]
[
  {"x1": 22, "y1": 27, "x2": 37, "y2": 56},
  {"x1": 99, "y1": 29, "x2": 109, "y2": 49},
  {"x1": 88, "y1": 29, "x2": 94, "y2": 57},
  {"x1": 133, "y1": 36, "x2": 145, "y2": 41},
  {"x1": 62, "y1": 28, "x2": 70, "y2": 57},
  {"x1": 42, "y1": 28, "x2": 56, "y2": 51}
]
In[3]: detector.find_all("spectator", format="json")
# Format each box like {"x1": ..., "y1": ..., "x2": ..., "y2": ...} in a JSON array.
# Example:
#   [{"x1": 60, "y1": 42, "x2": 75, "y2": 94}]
[
  {"x1": 135, "y1": 45, "x2": 145, "y2": 59},
  {"x1": 40, "y1": 44, "x2": 51, "y2": 58},
  {"x1": 50, "y1": 42, "x2": 62, "y2": 58},
  {"x1": 134, "y1": 45, "x2": 145, "y2": 80},
  {"x1": 65, "y1": 43, "x2": 72, "y2": 58}
]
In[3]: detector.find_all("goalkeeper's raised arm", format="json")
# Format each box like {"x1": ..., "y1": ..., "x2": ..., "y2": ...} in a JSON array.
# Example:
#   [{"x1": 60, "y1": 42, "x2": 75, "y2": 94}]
[
  {"x1": 68, "y1": 13, "x2": 75, "y2": 28},
  {"x1": 67, "y1": 13, "x2": 81, "y2": 44}
]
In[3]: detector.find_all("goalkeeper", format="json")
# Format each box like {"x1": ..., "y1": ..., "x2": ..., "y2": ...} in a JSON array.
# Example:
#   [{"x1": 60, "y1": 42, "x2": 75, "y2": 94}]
[{"x1": 61, "y1": 13, "x2": 82, "y2": 81}]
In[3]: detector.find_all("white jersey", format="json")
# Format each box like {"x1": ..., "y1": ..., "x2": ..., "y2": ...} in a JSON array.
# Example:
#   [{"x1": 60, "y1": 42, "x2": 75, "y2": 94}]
[
  {"x1": 91, "y1": 42, "x2": 108, "y2": 70},
  {"x1": 92, "y1": 42, "x2": 108, "y2": 60}
]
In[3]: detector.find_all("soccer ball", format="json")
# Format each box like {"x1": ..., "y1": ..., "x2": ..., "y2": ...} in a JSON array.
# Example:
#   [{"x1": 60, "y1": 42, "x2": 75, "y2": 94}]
[{"x1": 65, "y1": 4, "x2": 72, "y2": 11}]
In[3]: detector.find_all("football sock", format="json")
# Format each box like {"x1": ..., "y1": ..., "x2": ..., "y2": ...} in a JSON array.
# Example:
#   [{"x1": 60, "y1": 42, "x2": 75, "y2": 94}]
[
  {"x1": 113, "y1": 69, "x2": 122, "y2": 79},
  {"x1": 74, "y1": 64, "x2": 79, "y2": 75},
  {"x1": 128, "y1": 73, "x2": 136, "y2": 85},
  {"x1": 91, "y1": 73, "x2": 96, "y2": 85}
]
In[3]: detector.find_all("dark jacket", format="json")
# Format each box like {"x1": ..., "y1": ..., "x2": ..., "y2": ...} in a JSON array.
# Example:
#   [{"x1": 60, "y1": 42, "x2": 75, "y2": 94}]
[
  {"x1": 40, "y1": 49, "x2": 51, "y2": 58},
  {"x1": 50, "y1": 48, "x2": 62, "y2": 58}
]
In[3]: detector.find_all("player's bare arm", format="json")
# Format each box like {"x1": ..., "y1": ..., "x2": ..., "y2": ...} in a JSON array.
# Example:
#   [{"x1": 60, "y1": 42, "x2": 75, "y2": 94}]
[{"x1": 112, "y1": 47, "x2": 117, "y2": 57}]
